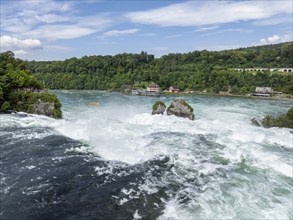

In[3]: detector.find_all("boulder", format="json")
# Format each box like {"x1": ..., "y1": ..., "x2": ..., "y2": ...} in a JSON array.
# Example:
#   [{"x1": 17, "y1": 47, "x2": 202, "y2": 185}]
[
  {"x1": 152, "y1": 100, "x2": 166, "y2": 115},
  {"x1": 167, "y1": 99, "x2": 194, "y2": 120}
]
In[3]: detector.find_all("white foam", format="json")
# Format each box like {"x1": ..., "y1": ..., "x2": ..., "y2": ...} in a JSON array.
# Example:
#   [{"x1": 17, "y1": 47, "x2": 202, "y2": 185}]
[
  {"x1": 44, "y1": 95, "x2": 293, "y2": 220},
  {"x1": 3, "y1": 92, "x2": 292, "y2": 219},
  {"x1": 133, "y1": 210, "x2": 142, "y2": 219},
  {"x1": 26, "y1": 165, "x2": 36, "y2": 170}
]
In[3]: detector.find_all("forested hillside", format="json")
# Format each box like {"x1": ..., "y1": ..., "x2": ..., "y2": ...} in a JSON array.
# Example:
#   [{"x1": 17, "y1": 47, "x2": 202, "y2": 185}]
[{"x1": 28, "y1": 42, "x2": 293, "y2": 94}]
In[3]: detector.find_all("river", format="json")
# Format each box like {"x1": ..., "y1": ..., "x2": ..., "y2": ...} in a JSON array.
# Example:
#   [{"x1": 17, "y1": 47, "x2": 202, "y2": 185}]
[{"x1": 0, "y1": 90, "x2": 292, "y2": 219}]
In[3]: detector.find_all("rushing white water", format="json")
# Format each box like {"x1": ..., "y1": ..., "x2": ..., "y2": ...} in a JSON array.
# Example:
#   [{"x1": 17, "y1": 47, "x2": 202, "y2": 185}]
[{"x1": 1, "y1": 90, "x2": 292, "y2": 219}]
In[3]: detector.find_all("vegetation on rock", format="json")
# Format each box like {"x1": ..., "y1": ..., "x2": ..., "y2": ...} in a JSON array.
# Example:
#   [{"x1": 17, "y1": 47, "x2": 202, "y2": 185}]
[
  {"x1": 152, "y1": 100, "x2": 166, "y2": 115},
  {"x1": 167, "y1": 99, "x2": 195, "y2": 120},
  {"x1": 261, "y1": 107, "x2": 293, "y2": 128},
  {"x1": 179, "y1": 99, "x2": 193, "y2": 113},
  {"x1": 152, "y1": 100, "x2": 166, "y2": 110},
  {"x1": 0, "y1": 51, "x2": 62, "y2": 118}
]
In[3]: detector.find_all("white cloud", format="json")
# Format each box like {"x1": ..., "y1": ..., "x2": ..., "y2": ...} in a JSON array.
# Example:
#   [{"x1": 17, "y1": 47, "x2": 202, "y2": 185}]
[
  {"x1": 14, "y1": 50, "x2": 27, "y2": 55},
  {"x1": 0, "y1": 35, "x2": 42, "y2": 58},
  {"x1": 257, "y1": 34, "x2": 292, "y2": 45},
  {"x1": 126, "y1": 1, "x2": 292, "y2": 27},
  {"x1": 18, "y1": 16, "x2": 113, "y2": 40},
  {"x1": 0, "y1": 35, "x2": 42, "y2": 50},
  {"x1": 34, "y1": 14, "x2": 71, "y2": 24},
  {"x1": 259, "y1": 38, "x2": 268, "y2": 45},
  {"x1": 24, "y1": 26, "x2": 97, "y2": 40},
  {"x1": 1, "y1": 1, "x2": 113, "y2": 41},
  {"x1": 267, "y1": 35, "x2": 281, "y2": 44},
  {"x1": 253, "y1": 14, "x2": 293, "y2": 26},
  {"x1": 1, "y1": 0, "x2": 73, "y2": 31},
  {"x1": 195, "y1": 26, "x2": 219, "y2": 32},
  {"x1": 205, "y1": 28, "x2": 253, "y2": 36},
  {"x1": 103, "y1": 29, "x2": 139, "y2": 37},
  {"x1": 4, "y1": 0, "x2": 72, "y2": 15}
]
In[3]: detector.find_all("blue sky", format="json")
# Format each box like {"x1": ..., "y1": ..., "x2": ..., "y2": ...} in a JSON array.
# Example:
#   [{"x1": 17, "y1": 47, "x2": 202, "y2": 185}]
[{"x1": 0, "y1": 0, "x2": 292, "y2": 61}]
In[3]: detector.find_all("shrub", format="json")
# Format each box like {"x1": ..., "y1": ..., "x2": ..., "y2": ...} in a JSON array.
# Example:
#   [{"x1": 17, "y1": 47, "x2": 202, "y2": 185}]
[
  {"x1": 1, "y1": 101, "x2": 10, "y2": 112},
  {"x1": 152, "y1": 100, "x2": 166, "y2": 110}
]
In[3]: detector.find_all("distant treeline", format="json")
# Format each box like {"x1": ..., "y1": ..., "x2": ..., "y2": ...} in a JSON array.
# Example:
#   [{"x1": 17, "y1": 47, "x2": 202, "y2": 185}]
[{"x1": 28, "y1": 42, "x2": 293, "y2": 94}]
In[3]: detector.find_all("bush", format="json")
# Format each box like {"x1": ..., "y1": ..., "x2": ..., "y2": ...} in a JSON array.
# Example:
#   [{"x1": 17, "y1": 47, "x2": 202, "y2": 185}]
[
  {"x1": 1, "y1": 101, "x2": 10, "y2": 112},
  {"x1": 231, "y1": 86, "x2": 239, "y2": 94},
  {"x1": 152, "y1": 100, "x2": 166, "y2": 110}
]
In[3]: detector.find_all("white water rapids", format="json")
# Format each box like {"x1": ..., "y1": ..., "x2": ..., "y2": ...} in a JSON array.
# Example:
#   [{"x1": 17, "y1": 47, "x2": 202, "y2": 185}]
[{"x1": 1, "y1": 90, "x2": 292, "y2": 219}]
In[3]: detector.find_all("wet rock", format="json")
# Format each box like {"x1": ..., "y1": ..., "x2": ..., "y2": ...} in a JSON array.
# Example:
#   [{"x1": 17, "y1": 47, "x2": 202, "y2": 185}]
[
  {"x1": 251, "y1": 117, "x2": 262, "y2": 126},
  {"x1": 32, "y1": 99, "x2": 55, "y2": 118},
  {"x1": 167, "y1": 99, "x2": 194, "y2": 120},
  {"x1": 152, "y1": 100, "x2": 166, "y2": 115}
]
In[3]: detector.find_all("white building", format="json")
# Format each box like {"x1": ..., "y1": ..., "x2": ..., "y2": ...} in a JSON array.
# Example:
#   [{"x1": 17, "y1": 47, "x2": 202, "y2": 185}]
[
  {"x1": 255, "y1": 87, "x2": 273, "y2": 93},
  {"x1": 147, "y1": 83, "x2": 160, "y2": 92}
]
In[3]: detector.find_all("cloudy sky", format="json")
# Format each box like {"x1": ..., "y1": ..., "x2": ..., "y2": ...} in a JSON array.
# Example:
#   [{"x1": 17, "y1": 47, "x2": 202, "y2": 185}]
[{"x1": 0, "y1": 0, "x2": 292, "y2": 60}]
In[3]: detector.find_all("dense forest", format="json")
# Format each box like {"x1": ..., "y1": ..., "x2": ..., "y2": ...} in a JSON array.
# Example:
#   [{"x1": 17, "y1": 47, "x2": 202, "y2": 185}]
[
  {"x1": 28, "y1": 42, "x2": 293, "y2": 95},
  {"x1": 0, "y1": 51, "x2": 62, "y2": 118}
]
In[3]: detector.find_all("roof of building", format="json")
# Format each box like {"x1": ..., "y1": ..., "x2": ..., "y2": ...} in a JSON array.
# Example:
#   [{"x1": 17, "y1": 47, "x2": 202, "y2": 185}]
[
  {"x1": 169, "y1": 86, "x2": 179, "y2": 90},
  {"x1": 148, "y1": 83, "x2": 159, "y2": 87}
]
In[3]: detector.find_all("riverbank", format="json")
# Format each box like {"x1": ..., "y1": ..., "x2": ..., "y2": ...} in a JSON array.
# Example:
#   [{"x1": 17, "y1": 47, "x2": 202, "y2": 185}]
[{"x1": 162, "y1": 91, "x2": 293, "y2": 102}]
